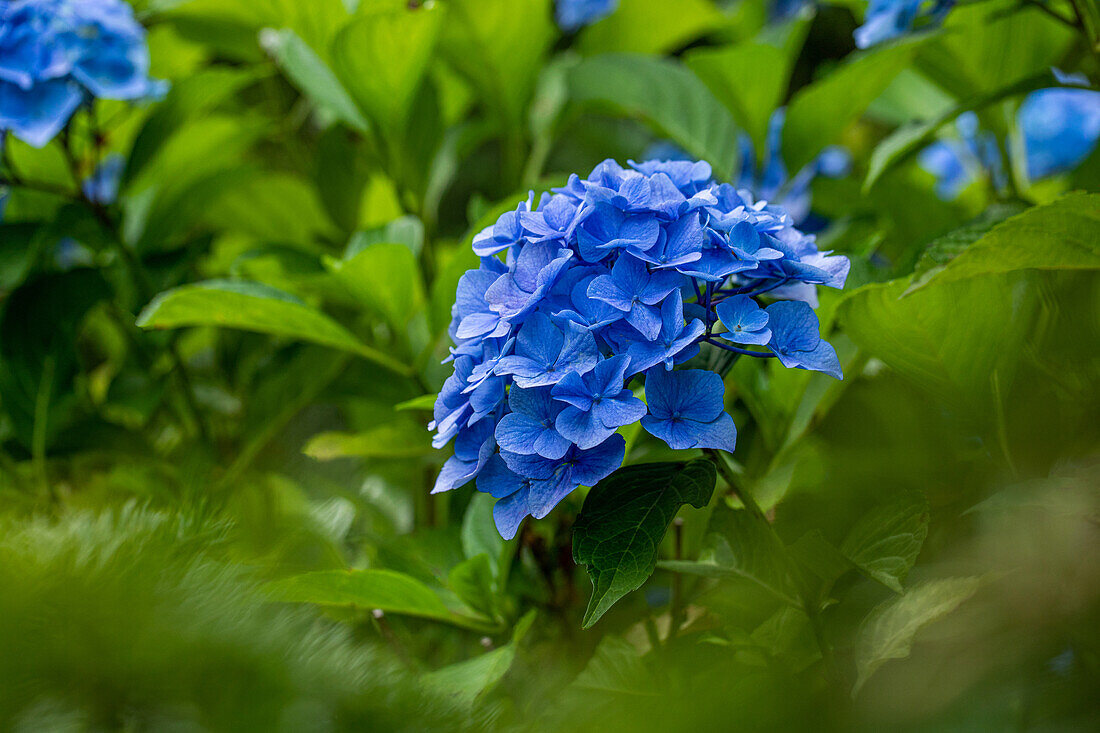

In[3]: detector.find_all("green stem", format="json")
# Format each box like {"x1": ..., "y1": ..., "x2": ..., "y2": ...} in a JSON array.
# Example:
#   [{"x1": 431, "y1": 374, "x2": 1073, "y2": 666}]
[{"x1": 703, "y1": 448, "x2": 767, "y2": 523}]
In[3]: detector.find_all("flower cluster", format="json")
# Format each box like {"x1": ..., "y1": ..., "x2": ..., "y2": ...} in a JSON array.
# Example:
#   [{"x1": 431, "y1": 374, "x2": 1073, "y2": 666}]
[
  {"x1": 855, "y1": 0, "x2": 955, "y2": 48},
  {"x1": 0, "y1": 0, "x2": 166, "y2": 148},
  {"x1": 920, "y1": 85, "x2": 1100, "y2": 199},
  {"x1": 647, "y1": 109, "x2": 850, "y2": 231},
  {"x1": 556, "y1": 0, "x2": 617, "y2": 31},
  {"x1": 432, "y1": 159, "x2": 848, "y2": 539}
]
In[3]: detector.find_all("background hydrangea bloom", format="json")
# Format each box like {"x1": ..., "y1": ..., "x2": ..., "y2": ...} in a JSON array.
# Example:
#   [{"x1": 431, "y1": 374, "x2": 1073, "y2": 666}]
[
  {"x1": 0, "y1": 0, "x2": 166, "y2": 147},
  {"x1": 855, "y1": 0, "x2": 955, "y2": 49},
  {"x1": 432, "y1": 158, "x2": 847, "y2": 538},
  {"x1": 556, "y1": 0, "x2": 617, "y2": 31},
  {"x1": 920, "y1": 88, "x2": 1100, "y2": 198}
]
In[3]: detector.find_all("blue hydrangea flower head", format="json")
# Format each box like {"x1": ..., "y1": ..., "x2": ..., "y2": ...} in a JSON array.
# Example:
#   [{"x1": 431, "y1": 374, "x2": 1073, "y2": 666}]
[
  {"x1": 1019, "y1": 88, "x2": 1100, "y2": 180},
  {"x1": 919, "y1": 89, "x2": 1100, "y2": 199},
  {"x1": 855, "y1": 0, "x2": 955, "y2": 49},
  {"x1": 0, "y1": 0, "x2": 167, "y2": 147},
  {"x1": 556, "y1": 0, "x2": 618, "y2": 32},
  {"x1": 433, "y1": 157, "x2": 847, "y2": 538}
]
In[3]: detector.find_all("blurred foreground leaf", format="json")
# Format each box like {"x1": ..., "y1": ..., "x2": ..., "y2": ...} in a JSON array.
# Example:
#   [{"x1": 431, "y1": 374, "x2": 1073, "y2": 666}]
[{"x1": 854, "y1": 577, "x2": 981, "y2": 694}]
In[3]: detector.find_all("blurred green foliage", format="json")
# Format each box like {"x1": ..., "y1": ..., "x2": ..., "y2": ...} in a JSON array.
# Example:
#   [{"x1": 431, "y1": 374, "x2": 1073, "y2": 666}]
[{"x1": 0, "y1": 0, "x2": 1098, "y2": 730}]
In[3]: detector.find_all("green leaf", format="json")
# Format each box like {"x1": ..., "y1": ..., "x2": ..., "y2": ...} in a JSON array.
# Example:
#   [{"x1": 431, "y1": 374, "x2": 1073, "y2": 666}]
[
  {"x1": 910, "y1": 202, "x2": 1029, "y2": 283},
  {"x1": 837, "y1": 275, "x2": 1036, "y2": 412},
  {"x1": 136, "y1": 280, "x2": 410, "y2": 375},
  {"x1": 448, "y1": 554, "x2": 496, "y2": 619},
  {"x1": 919, "y1": 3, "x2": 1074, "y2": 100},
  {"x1": 462, "y1": 492, "x2": 507, "y2": 579},
  {"x1": 325, "y1": 242, "x2": 426, "y2": 329},
  {"x1": 201, "y1": 171, "x2": 339, "y2": 248},
  {"x1": 910, "y1": 194, "x2": 1100, "y2": 292},
  {"x1": 854, "y1": 577, "x2": 981, "y2": 694},
  {"x1": 787, "y1": 530, "x2": 853, "y2": 608},
  {"x1": 573, "y1": 460, "x2": 717, "y2": 627},
  {"x1": 332, "y1": 4, "x2": 443, "y2": 134},
  {"x1": 661, "y1": 505, "x2": 801, "y2": 608},
  {"x1": 439, "y1": 0, "x2": 555, "y2": 130},
  {"x1": 783, "y1": 36, "x2": 923, "y2": 174},
  {"x1": 421, "y1": 611, "x2": 535, "y2": 709},
  {"x1": 685, "y1": 41, "x2": 792, "y2": 160},
  {"x1": 565, "y1": 635, "x2": 660, "y2": 701},
  {"x1": 125, "y1": 67, "x2": 259, "y2": 186},
  {"x1": 578, "y1": 0, "x2": 726, "y2": 56},
  {"x1": 262, "y1": 27, "x2": 369, "y2": 132},
  {"x1": 395, "y1": 394, "x2": 437, "y2": 412},
  {"x1": 841, "y1": 493, "x2": 929, "y2": 593},
  {"x1": 302, "y1": 419, "x2": 432, "y2": 460},
  {"x1": 345, "y1": 215, "x2": 425, "y2": 258},
  {"x1": 568, "y1": 54, "x2": 741, "y2": 180},
  {"x1": 266, "y1": 568, "x2": 492, "y2": 630}
]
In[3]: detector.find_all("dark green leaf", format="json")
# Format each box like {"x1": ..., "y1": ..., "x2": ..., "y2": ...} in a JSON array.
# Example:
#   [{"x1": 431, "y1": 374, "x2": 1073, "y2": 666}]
[{"x1": 573, "y1": 460, "x2": 717, "y2": 627}]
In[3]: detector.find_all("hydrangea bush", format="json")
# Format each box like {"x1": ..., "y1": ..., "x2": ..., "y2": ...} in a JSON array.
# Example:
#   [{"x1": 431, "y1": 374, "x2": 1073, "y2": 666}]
[
  {"x1": 0, "y1": 0, "x2": 165, "y2": 147},
  {"x1": 431, "y1": 159, "x2": 848, "y2": 538}
]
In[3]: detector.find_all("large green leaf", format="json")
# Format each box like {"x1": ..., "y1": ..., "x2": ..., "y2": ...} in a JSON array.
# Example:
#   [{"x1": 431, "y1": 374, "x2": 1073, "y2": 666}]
[
  {"x1": 266, "y1": 568, "x2": 491, "y2": 630},
  {"x1": 324, "y1": 242, "x2": 426, "y2": 329},
  {"x1": 573, "y1": 460, "x2": 717, "y2": 628},
  {"x1": 447, "y1": 554, "x2": 496, "y2": 620},
  {"x1": 854, "y1": 577, "x2": 981, "y2": 694},
  {"x1": 841, "y1": 493, "x2": 929, "y2": 593},
  {"x1": 568, "y1": 54, "x2": 741, "y2": 180},
  {"x1": 262, "y1": 27, "x2": 369, "y2": 132},
  {"x1": 837, "y1": 274, "x2": 1036, "y2": 412},
  {"x1": 578, "y1": 0, "x2": 725, "y2": 56},
  {"x1": 783, "y1": 37, "x2": 923, "y2": 174},
  {"x1": 910, "y1": 194, "x2": 1100, "y2": 292},
  {"x1": 661, "y1": 504, "x2": 802, "y2": 608},
  {"x1": 136, "y1": 280, "x2": 410, "y2": 375},
  {"x1": 332, "y1": 4, "x2": 443, "y2": 134},
  {"x1": 685, "y1": 41, "x2": 792, "y2": 161},
  {"x1": 302, "y1": 421, "x2": 432, "y2": 460},
  {"x1": 439, "y1": 0, "x2": 555, "y2": 131},
  {"x1": 919, "y1": 2, "x2": 1074, "y2": 100}
]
